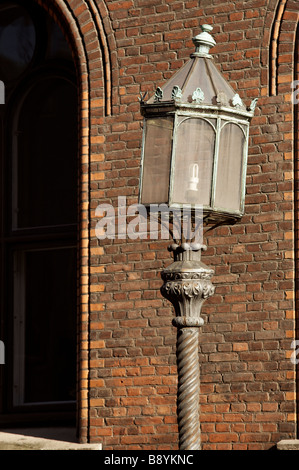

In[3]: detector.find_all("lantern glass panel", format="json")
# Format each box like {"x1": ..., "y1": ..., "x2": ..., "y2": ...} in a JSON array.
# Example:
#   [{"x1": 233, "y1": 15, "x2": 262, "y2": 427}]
[
  {"x1": 172, "y1": 117, "x2": 216, "y2": 206},
  {"x1": 214, "y1": 122, "x2": 245, "y2": 212},
  {"x1": 140, "y1": 117, "x2": 173, "y2": 204}
]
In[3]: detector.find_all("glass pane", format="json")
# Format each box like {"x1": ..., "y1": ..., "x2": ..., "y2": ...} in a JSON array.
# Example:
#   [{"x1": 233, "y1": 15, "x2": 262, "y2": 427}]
[
  {"x1": 13, "y1": 76, "x2": 78, "y2": 229},
  {"x1": 140, "y1": 117, "x2": 173, "y2": 204},
  {"x1": 46, "y1": 20, "x2": 74, "y2": 61},
  {"x1": 172, "y1": 117, "x2": 215, "y2": 206},
  {"x1": 23, "y1": 247, "x2": 77, "y2": 404},
  {"x1": 0, "y1": 3, "x2": 36, "y2": 82},
  {"x1": 214, "y1": 122, "x2": 245, "y2": 212}
]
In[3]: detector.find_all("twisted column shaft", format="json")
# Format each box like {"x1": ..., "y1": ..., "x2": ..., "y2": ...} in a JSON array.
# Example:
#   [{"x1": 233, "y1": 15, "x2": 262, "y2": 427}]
[{"x1": 176, "y1": 327, "x2": 201, "y2": 450}]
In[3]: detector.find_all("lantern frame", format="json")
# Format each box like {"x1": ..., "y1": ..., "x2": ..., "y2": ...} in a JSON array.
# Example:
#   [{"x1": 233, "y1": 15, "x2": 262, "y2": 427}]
[{"x1": 139, "y1": 25, "x2": 257, "y2": 226}]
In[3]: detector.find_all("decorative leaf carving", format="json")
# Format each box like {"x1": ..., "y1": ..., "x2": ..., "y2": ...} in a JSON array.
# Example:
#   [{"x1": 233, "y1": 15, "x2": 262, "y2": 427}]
[
  {"x1": 138, "y1": 91, "x2": 148, "y2": 103},
  {"x1": 192, "y1": 87, "x2": 205, "y2": 104},
  {"x1": 171, "y1": 85, "x2": 182, "y2": 101},
  {"x1": 154, "y1": 87, "x2": 163, "y2": 102},
  {"x1": 232, "y1": 93, "x2": 243, "y2": 108},
  {"x1": 248, "y1": 98, "x2": 258, "y2": 113},
  {"x1": 161, "y1": 279, "x2": 215, "y2": 300},
  {"x1": 216, "y1": 91, "x2": 228, "y2": 106}
]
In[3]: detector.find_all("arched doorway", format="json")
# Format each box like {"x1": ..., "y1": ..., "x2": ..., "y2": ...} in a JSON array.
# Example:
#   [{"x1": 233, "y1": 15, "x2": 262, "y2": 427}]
[{"x1": 0, "y1": 0, "x2": 78, "y2": 426}]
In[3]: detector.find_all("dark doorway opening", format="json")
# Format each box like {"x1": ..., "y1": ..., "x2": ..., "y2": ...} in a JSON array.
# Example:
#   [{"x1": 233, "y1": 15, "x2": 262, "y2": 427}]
[{"x1": 0, "y1": 0, "x2": 78, "y2": 427}]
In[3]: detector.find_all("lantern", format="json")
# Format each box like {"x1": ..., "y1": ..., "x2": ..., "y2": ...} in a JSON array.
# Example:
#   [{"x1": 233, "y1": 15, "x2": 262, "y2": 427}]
[{"x1": 139, "y1": 24, "x2": 257, "y2": 225}]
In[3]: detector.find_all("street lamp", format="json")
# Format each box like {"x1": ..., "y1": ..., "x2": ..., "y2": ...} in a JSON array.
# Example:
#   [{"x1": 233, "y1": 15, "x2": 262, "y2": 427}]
[{"x1": 139, "y1": 25, "x2": 257, "y2": 450}]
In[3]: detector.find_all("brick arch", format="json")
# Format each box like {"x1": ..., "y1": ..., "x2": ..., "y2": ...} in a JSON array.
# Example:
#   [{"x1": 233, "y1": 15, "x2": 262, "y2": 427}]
[
  {"x1": 270, "y1": 5, "x2": 299, "y2": 437},
  {"x1": 37, "y1": 0, "x2": 118, "y2": 116},
  {"x1": 86, "y1": 0, "x2": 118, "y2": 116},
  {"x1": 33, "y1": 0, "x2": 91, "y2": 444},
  {"x1": 32, "y1": 0, "x2": 117, "y2": 443},
  {"x1": 268, "y1": 0, "x2": 287, "y2": 96},
  {"x1": 263, "y1": 0, "x2": 298, "y2": 96}
]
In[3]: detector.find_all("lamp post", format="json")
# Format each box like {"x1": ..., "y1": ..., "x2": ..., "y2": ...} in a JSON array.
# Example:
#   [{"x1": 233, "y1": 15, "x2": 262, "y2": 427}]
[{"x1": 139, "y1": 25, "x2": 257, "y2": 450}]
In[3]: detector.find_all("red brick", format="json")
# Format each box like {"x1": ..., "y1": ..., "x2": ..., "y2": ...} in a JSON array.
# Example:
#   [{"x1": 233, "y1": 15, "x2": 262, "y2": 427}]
[{"x1": 27, "y1": 0, "x2": 299, "y2": 451}]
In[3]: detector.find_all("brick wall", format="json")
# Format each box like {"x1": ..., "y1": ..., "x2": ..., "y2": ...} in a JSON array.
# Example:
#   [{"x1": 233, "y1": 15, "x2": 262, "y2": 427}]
[{"x1": 44, "y1": 0, "x2": 299, "y2": 449}]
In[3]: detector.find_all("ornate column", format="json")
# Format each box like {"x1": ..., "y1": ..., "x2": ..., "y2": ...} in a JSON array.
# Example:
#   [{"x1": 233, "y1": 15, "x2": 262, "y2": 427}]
[{"x1": 161, "y1": 242, "x2": 215, "y2": 450}]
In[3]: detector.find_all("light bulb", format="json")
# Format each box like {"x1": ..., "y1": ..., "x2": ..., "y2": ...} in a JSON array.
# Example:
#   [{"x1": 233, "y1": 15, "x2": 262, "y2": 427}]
[{"x1": 188, "y1": 163, "x2": 199, "y2": 191}]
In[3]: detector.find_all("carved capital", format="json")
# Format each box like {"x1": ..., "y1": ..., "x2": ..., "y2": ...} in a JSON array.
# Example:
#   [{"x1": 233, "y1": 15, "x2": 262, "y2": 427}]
[
  {"x1": 161, "y1": 274, "x2": 214, "y2": 326},
  {"x1": 161, "y1": 275, "x2": 214, "y2": 300},
  {"x1": 161, "y1": 245, "x2": 215, "y2": 327}
]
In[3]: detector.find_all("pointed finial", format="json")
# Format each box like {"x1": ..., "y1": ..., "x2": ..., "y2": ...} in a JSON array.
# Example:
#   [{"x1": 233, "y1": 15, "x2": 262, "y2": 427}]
[{"x1": 191, "y1": 24, "x2": 216, "y2": 58}]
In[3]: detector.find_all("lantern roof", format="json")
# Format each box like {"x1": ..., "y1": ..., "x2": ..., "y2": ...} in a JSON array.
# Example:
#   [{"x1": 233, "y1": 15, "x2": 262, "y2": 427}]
[{"x1": 143, "y1": 25, "x2": 257, "y2": 117}]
